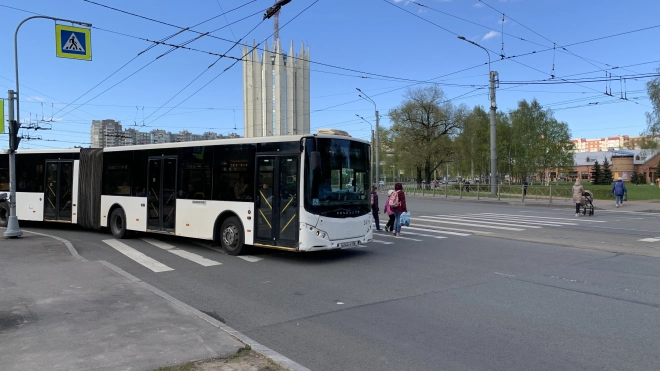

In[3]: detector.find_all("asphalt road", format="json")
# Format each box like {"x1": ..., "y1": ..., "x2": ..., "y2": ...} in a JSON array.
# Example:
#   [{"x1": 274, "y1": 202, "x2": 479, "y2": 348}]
[{"x1": 17, "y1": 198, "x2": 660, "y2": 371}]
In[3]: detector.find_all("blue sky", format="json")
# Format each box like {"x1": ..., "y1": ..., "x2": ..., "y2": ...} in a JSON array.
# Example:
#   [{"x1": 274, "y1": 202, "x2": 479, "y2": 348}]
[{"x1": 1, "y1": 0, "x2": 659, "y2": 150}]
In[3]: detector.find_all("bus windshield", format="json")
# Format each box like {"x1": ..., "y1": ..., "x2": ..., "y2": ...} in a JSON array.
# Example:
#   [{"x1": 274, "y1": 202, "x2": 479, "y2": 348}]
[{"x1": 305, "y1": 138, "x2": 371, "y2": 218}]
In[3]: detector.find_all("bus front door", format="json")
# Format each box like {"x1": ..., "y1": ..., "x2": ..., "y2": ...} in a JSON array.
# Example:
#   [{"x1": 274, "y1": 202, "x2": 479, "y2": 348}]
[
  {"x1": 44, "y1": 160, "x2": 73, "y2": 222},
  {"x1": 255, "y1": 155, "x2": 298, "y2": 248},
  {"x1": 147, "y1": 157, "x2": 177, "y2": 232}
]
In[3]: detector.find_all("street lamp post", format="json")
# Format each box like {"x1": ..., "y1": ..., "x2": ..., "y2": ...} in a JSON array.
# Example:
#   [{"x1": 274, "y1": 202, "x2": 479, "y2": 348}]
[
  {"x1": 458, "y1": 36, "x2": 498, "y2": 195},
  {"x1": 355, "y1": 114, "x2": 374, "y2": 185},
  {"x1": 356, "y1": 88, "x2": 380, "y2": 187},
  {"x1": 5, "y1": 16, "x2": 92, "y2": 238}
]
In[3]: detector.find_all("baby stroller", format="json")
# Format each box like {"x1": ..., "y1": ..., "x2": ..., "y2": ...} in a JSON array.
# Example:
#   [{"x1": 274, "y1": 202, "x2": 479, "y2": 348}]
[{"x1": 580, "y1": 190, "x2": 594, "y2": 216}]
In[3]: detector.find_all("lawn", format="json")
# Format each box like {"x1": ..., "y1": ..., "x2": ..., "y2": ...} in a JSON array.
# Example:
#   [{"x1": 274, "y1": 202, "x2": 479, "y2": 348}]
[{"x1": 531, "y1": 182, "x2": 660, "y2": 201}]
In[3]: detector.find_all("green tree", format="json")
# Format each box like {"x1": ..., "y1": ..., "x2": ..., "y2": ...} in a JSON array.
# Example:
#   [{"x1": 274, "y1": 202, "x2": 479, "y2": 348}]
[
  {"x1": 508, "y1": 99, "x2": 573, "y2": 183},
  {"x1": 388, "y1": 86, "x2": 462, "y2": 185},
  {"x1": 601, "y1": 158, "x2": 613, "y2": 185},
  {"x1": 591, "y1": 160, "x2": 602, "y2": 185},
  {"x1": 453, "y1": 106, "x2": 490, "y2": 180},
  {"x1": 641, "y1": 66, "x2": 660, "y2": 151}
]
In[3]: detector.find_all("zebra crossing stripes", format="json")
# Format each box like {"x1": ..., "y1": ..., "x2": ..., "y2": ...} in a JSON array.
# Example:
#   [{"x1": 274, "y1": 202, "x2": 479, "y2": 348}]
[
  {"x1": 477, "y1": 213, "x2": 607, "y2": 223},
  {"x1": 103, "y1": 239, "x2": 174, "y2": 273},
  {"x1": 414, "y1": 216, "x2": 525, "y2": 231},
  {"x1": 141, "y1": 238, "x2": 221, "y2": 267}
]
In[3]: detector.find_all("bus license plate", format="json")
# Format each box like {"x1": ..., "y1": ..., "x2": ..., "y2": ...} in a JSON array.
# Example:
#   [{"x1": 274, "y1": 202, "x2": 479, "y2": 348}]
[{"x1": 339, "y1": 241, "x2": 358, "y2": 248}]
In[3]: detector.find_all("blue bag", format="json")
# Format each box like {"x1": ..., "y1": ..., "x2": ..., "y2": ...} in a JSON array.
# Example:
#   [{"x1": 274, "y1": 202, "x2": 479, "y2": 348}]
[{"x1": 400, "y1": 212, "x2": 411, "y2": 226}]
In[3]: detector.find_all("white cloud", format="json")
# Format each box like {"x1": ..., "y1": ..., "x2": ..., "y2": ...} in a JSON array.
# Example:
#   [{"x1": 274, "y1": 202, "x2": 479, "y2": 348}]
[
  {"x1": 473, "y1": 2, "x2": 484, "y2": 7},
  {"x1": 26, "y1": 96, "x2": 45, "y2": 102},
  {"x1": 482, "y1": 30, "x2": 500, "y2": 40},
  {"x1": 498, "y1": 18, "x2": 508, "y2": 24}
]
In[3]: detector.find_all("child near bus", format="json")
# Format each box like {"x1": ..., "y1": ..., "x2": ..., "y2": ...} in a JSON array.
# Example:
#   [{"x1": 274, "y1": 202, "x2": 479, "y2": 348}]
[{"x1": 383, "y1": 190, "x2": 395, "y2": 232}]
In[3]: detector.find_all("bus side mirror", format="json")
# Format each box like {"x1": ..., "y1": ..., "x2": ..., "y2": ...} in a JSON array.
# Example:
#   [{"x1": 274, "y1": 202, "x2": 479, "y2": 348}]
[{"x1": 310, "y1": 151, "x2": 321, "y2": 171}]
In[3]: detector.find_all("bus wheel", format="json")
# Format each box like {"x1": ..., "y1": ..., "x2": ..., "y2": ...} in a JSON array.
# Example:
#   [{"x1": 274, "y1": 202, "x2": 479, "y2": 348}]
[
  {"x1": 0, "y1": 202, "x2": 8, "y2": 228},
  {"x1": 220, "y1": 217, "x2": 244, "y2": 255},
  {"x1": 109, "y1": 208, "x2": 129, "y2": 239}
]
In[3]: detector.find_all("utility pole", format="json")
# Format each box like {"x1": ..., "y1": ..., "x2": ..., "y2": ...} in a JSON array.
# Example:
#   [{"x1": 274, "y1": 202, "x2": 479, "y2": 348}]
[
  {"x1": 489, "y1": 70, "x2": 499, "y2": 195},
  {"x1": 356, "y1": 88, "x2": 380, "y2": 187},
  {"x1": 4, "y1": 90, "x2": 21, "y2": 237},
  {"x1": 457, "y1": 35, "x2": 498, "y2": 195}
]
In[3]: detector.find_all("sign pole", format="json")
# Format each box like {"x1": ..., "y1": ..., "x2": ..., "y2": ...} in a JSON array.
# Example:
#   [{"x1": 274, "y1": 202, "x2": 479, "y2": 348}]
[{"x1": 5, "y1": 16, "x2": 92, "y2": 238}]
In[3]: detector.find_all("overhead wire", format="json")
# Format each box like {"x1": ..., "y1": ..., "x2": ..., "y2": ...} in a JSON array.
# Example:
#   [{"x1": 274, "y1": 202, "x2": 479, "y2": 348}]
[{"x1": 144, "y1": 0, "x2": 322, "y2": 127}]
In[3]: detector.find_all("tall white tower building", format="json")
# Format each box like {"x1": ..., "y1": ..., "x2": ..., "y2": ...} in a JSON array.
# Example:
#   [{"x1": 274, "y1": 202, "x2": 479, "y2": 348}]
[{"x1": 242, "y1": 39, "x2": 310, "y2": 138}]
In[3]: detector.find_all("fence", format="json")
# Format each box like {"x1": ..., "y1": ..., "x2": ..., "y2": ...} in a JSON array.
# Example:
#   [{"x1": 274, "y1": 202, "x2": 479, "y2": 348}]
[{"x1": 398, "y1": 184, "x2": 610, "y2": 203}]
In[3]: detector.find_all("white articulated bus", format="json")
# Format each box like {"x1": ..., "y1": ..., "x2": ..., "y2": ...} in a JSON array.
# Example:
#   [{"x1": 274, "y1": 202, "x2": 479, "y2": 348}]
[{"x1": 0, "y1": 134, "x2": 374, "y2": 254}]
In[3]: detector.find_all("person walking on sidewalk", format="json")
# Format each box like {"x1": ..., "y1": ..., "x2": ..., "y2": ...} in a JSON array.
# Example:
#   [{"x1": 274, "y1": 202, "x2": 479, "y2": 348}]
[
  {"x1": 370, "y1": 185, "x2": 381, "y2": 231},
  {"x1": 572, "y1": 179, "x2": 585, "y2": 217},
  {"x1": 383, "y1": 189, "x2": 395, "y2": 232},
  {"x1": 390, "y1": 182, "x2": 407, "y2": 237},
  {"x1": 612, "y1": 177, "x2": 627, "y2": 207}
]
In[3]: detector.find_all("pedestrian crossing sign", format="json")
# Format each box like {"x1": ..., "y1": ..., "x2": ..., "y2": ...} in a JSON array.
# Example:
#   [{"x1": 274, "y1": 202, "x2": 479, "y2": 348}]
[{"x1": 55, "y1": 24, "x2": 91, "y2": 61}]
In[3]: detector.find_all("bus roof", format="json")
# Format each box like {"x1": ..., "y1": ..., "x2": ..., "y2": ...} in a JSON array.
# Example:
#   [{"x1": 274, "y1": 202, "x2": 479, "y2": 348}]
[
  {"x1": 102, "y1": 133, "x2": 369, "y2": 152},
  {"x1": 3, "y1": 134, "x2": 369, "y2": 155}
]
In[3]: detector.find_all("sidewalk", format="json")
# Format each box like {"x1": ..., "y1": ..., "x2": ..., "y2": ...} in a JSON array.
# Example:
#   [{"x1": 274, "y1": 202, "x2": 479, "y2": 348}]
[
  {"x1": 0, "y1": 231, "x2": 305, "y2": 371},
  {"x1": 402, "y1": 191, "x2": 660, "y2": 213}
]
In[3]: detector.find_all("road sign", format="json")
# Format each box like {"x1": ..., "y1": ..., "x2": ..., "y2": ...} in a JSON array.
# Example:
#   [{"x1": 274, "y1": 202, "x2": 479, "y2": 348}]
[
  {"x1": 55, "y1": 24, "x2": 91, "y2": 61},
  {"x1": 0, "y1": 99, "x2": 4, "y2": 133}
]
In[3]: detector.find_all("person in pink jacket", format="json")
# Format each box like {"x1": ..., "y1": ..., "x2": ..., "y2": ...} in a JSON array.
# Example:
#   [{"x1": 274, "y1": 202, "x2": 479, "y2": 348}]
[{"x1": 383, "y1": 190, "x2": 395, "y2": 232}]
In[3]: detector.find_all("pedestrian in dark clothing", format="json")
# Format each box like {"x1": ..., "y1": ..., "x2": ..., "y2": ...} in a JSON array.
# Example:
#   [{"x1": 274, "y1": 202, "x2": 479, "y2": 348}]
[
  {"x1": 612, "y1": 177, "x2": 627, "y2": 207},
  {"x1": 522, "y1": 179, "x2": 529, "y2": 197},
  {"x1": 370, "y1": 185, "x2": 381, "y2": 230},
  {"x1": 390, "y1": 182, "x2": 407, "y2": 237}
]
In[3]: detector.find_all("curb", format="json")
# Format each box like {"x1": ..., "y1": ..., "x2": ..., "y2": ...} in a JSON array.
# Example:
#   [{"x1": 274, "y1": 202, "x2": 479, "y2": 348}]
[{"x1": 12, "y1": 229, "x2": 310, "y2": 371}]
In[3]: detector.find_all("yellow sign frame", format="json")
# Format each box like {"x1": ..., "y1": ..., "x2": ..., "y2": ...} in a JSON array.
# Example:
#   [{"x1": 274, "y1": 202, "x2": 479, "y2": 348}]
[{"x1": 55, "y1": 24, "x2": 92, "y2": 61}]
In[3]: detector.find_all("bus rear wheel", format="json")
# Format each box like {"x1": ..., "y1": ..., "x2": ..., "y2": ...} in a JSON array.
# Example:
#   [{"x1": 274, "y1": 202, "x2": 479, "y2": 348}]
[
  {"x1": 0, "y1": 202, "x2": 8, "y2": 228},
  {"x1": 109, "y1": 208, "x2": 130, "y2": 239},
  {"x1": 219, "y1": 216, "x2": 245, "y2": 255}
]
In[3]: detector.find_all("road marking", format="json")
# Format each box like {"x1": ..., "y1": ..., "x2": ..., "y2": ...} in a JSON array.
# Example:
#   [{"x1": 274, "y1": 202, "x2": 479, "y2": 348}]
[
  {"x1": 141, "y1": 238, "x2": 221, "y2": 267},
  {"x1": 494, "y1": 272, "x2": 515, "y2": 277},
  {"x1": 102, "y1": 239, "x2": 174, "y2": 273},
  {"x1": 441, "y1": 216, "x2": 545, "y2": 228},
  {"x1": 238, "y1": 255, "x2": 263, "y2": 262},
  {"x1": 403, "y1": 231, "x2": 447, "y2": 239},
  {"x1": 485, "y1": 212, "x2": 607, "y2": 222},
  {"x1": 459, "y1": 214, "x2": 576, "y2": 226},
  {"x1": 414, "y1": 217, "x2": 525, "y2": 231},
  {"x1": 405, "y1": 224, "x2": 485, "y2": 235},
  {"x1": 378, "y1": 233, "x2": 423, "y2": 242},
  {"x1": 638, "y1": 238, "x2": 660, "y2": 242},
  {"x1": 371, "y1": 239, "x2": 394, "y2": 244}
]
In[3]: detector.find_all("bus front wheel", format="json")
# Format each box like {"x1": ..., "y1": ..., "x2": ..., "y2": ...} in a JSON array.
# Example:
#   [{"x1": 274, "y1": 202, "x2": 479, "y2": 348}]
[
  {"x1": 220, "y1": 216, "x2": 245, "y2": 255},
  {"x1": 109, "y1": 208, "x2": 129, "y2": 239}
]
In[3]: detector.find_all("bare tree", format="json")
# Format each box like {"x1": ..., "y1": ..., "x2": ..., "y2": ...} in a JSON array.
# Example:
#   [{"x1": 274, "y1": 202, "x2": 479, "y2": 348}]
[{"x1": 388, "y1": 86, "x2": 463, "y2": 186}]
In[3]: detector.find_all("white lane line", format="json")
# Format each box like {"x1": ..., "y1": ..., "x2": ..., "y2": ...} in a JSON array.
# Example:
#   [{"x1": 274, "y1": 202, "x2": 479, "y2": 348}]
[
  {"x1": 414, "y1": 217, "x2": 526, "y2": 231},
  {"x1": 403, "y1": 231, "x2": 447, "y2": 239},
  {"x1": 371, "y1": 239, "x2": 394, "y2": 244},
  {"x1": 378, "y1": 233, "x2": 423, "y2": 242},
  {"x1": 422, "y1": 216, "x2": 543, "y2": 229},
  {"x1": 477, "y1": 213, "x2": 607, "y2": 223},
  {"x1": 238, "y1": 255, "x2": 263, "y2": 262},
  {"x1": 638, "y1": 238, "x2": 660, "y2": 242},
  {"x1": 448, "y1": 215, "x2": 572, "y2": 227},
  {"x1": 102, "y1": 239, "x2": 174, "y2": 273},
  {"x1": 142, "y1": 238, "x2": 221, "y2": 267},
  {"x1": 460, "y1": 214, "x2": 577, "y2": 225},
  {"x1": 405, "y1": 224, "x2": 486, "y2": 235}
]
